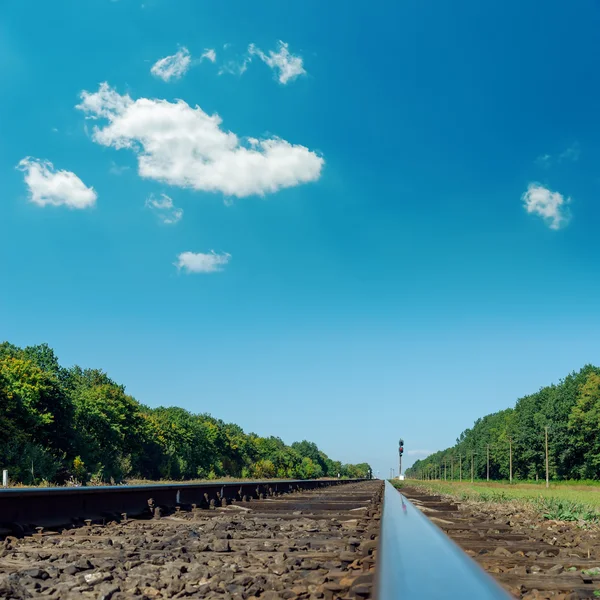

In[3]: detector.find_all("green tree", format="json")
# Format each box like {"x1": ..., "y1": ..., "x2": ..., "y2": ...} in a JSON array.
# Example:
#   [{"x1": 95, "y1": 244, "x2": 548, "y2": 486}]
[{"x1": 568, "y1": 372, "x2": 600, "y2": 478}]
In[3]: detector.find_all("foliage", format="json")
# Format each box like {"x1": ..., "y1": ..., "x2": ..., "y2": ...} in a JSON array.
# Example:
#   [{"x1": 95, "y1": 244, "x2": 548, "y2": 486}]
[
  {"x1": 405, "y1": 365, "x2": 600, "y2": 482},
  {"x1": 400, "y1": 480, "x2": 600, "y2": 523},
  {"x1": 0, "y1": 341, "x2": 371, "y2": 485}
]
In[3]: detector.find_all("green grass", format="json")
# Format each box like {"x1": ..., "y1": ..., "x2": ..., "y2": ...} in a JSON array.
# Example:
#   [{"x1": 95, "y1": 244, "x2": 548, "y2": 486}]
[{"x1": 395, "y1": 479, "x2": 600, "y2": 522}]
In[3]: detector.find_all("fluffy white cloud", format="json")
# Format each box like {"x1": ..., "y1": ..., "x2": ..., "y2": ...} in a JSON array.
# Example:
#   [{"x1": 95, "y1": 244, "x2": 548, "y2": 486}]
[
  {"x1": 175, "y1": 250, "x2": 230, "y2": 273},
  {"x1": 16, "y1": 157, "x2": 97, "y2": 209},
  {"x1": 201, "y1": 48, "x2": 216, "y2": 63},
  {"x1": 406, "y1": 450, "x2": 433, "y2": 457},
  {"x1": 76, "y1": 83, "x2": 324, "y2": 198},
  {"x1": 145, "y1": 193, "x2": 182, "y2": 224},
  {"x1": 150, "y1": 47, "x2": 191, "y2": 81},
  {"x1": 249, "y1": 41, "x2": 306, "y2": 84},
  {"x1": 522, "y1": 183, "x2": 571, "y2": 229}
]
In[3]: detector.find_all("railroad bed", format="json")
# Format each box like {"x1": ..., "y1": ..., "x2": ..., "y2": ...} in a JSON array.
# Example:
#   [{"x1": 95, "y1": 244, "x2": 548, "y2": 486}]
[
  {"x1": 0, "y1": 481, "x2": 381, "y2": 600},
  {"x1": 400, "y1": 485, "x2": 600, "y2": 600}
]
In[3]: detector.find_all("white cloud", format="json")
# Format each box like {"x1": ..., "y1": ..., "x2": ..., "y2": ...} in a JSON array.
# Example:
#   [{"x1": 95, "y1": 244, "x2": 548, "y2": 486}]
[
  {"x1": 175, "y1": 250, "x2": 230, "y2": 273},
  {"x1": 76, "y1": 83, "x2": 324, "y2": 198},
  {"x1": 249, "y1": 41, "x2": 306, "y2": 84},
  {"x1": 16, "y1": 157, "x2": 97, "y2": 209},
  {"x1": 535, "y1": 154, "x2": 552, "y2": 169},
  {"x1": 150, "y1": 47, "x2": 191, "y2": 82},
  {"x1": 218, "y1": 55, "x2": 252, "y2": 76},
  {"x1": 522, "y1": 183, "x2": 571, "y2": 230},
  {"x1": 201, "y1": 48, "x2": 216, "y2": 63},
  {"x1": 559, "y1": 142, "x2": 580, "y2": 163},
  {"x1": 406, "y1": 450, "x2": 433, "y2": 457},
  {"x1": 535, "y1": 143, "x2": 580, "y2": 169},
  {"x1": 145, "y1": 193, "x2": 182, "y2": 224}
]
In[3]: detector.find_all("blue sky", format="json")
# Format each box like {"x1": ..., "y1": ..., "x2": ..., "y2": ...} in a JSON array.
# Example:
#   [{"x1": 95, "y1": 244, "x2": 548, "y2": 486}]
[{"x1": 2, "y1": 0, "x2": 600, "y2": 478}]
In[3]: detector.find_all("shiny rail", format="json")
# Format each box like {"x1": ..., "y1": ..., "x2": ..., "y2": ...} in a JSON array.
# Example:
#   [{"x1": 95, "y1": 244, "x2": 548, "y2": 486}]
[{"x1": 376, "y1": 481, "x2": 511, "y2": 600}]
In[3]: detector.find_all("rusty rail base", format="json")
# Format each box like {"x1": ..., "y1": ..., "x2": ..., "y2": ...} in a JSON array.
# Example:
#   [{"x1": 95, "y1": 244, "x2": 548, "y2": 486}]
[{"x1": 0, "y1": 478, "x2": 364, "y2": 535}]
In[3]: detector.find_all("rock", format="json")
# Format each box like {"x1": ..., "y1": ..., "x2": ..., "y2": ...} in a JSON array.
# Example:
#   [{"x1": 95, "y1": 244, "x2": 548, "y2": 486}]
[
  {"x1": 74, "y1": 558, "x2": 93, "y2": 571},
  {"x1": 352, "y1": 583, "x2": 372, "y2": 598},
  {"x1": 492, "y1": 547, "x2": 512, "y2": 557},
  {"x1": 547, "y1": 563, "x2": 564, "y2": 574},
  {"x1": 98, "y1": 583, "x2": 120, "y2": 600},
  {"x1": 22, "y1": 568, "x2": 49, "y2": 580},
  {"x1": 141, "y1": 586, "x2": 161, "y2": 597},
  {"x1": 528, "y1": 564, "x2": 543, "y2": 573},
  {"x1": 211, "y1": 539, "x2": 230, "y2": 553},
  {"x1": 84, "y1": 572, "x2": 113, "y2": 586},
  {"x1": 166, "y1": 579, "x2": 185, "y2": 595},
  {"x1": 323, "y1": 582, "x2": 344, "y2": 592}
]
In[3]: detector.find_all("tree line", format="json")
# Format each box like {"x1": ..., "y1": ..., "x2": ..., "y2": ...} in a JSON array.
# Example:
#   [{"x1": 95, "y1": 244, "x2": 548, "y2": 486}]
[
  {"x1": 0, "y1": 342, "x2": 371, "y2": 485},
  {"x1": 405, "y1": 364, "x2": 600, "y2": 481}
]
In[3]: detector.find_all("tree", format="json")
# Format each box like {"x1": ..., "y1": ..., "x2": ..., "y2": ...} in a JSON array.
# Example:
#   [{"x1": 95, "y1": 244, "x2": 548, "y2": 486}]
[{"x1": 568, "y1": 372, "x2": 600, "y2": 478}]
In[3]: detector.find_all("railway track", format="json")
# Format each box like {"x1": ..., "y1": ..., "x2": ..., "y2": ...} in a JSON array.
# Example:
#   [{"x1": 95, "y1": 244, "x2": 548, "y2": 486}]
[
  {"x1": 400, "y1": 485, "x2": 600, "y2": 599},
  {"x1": 5, "y1": 478, "x2": 585, "y2": 599},
  {"x1": 0, "y1": 481, "x2": 381, "y2": 599}
]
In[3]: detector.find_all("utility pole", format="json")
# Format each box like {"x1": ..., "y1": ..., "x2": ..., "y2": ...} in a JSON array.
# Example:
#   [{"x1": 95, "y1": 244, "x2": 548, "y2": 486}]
[
  {"x1": 444, "y1": 458, "x2": 447, "y2": 480},
  {"x1": 471, "y1": 451, "x2": 474, "y2": 483},
  {"x1": 451, "y1": 455, "x2": 454, "y2": 481},
  {"x1": 545, "y1": 426, "x2": 549, "y2": 489},
  {"x1": 509, "y1": 438, "x2": 513, "y2": 484},
  {"x1": 459, "y1": 454, "x2": 462, "y2": 482},
  {"x1": 487, "y1": 444, "x2": 490, "y2": 482}
]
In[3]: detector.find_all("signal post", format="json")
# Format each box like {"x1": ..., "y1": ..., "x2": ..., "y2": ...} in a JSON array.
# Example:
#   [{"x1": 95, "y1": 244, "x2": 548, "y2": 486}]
[{"x1": 399, "y1": 438, "x2": 404, "y2": 478}]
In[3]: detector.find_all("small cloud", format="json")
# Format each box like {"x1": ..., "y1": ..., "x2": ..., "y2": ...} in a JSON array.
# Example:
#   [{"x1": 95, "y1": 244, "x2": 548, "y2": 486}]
[
  {"x1": 201, "y1": 48, "x2": 216, "y2": 63},
  {"x1": 535, "y1": 154, "x2": 552, "y2": 169},
  {"x1": 145, "y1": 193, "x2": 182, "y2": 224},
  {"x1": 51, "y1": 127, "x2": 59, "y2": 133},
  {"x1": 109, "y1": 161, "x2": 130, "y2": 175},
  {"x1": 151, "y1": 47, "x2": 191, "y2": 81},
  {"x1": 218, "y1": 55, "x2": 252, "y2": 76},
  {"x1": 175, "y1": 250, "x2": 230, "y2": 273},
  {"x1": 248, "y1": 40, "x2": 306, "y2": 84},
  {"x1": 16, "y1": 157, "x2": 97, "y2": 209},
  {"x1": 559, "y1": 142, "x2": 580, "y2": 163},
  {"x1": 535, "y1": 142, "x2": 580, "y2": 169},
  {"x1": 406, "y1": 450, "x2": 433, "y2": 457},
  {"x1": 522, "y1": 183, "x2": 571, "y2": 230}
]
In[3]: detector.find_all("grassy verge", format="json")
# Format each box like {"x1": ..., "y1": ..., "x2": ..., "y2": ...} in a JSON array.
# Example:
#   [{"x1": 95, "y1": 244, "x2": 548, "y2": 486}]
[{"x1": 394, "y1": 479, "x2": 600, "y2": 523}]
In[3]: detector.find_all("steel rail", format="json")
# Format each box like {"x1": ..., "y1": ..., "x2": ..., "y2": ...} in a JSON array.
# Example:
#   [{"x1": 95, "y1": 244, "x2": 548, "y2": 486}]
[
  {"x1": 0, "y1": 478, "x2": 364, "y2": 534},
  {"x1": 376, "y1": 481, "x2": 511, "y2": 599}
]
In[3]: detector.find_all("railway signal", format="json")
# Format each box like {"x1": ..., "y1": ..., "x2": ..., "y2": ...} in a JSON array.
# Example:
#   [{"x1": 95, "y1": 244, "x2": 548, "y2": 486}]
[{"x1": 398, "y1": 438, "x2": 404, "y2": 478}]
